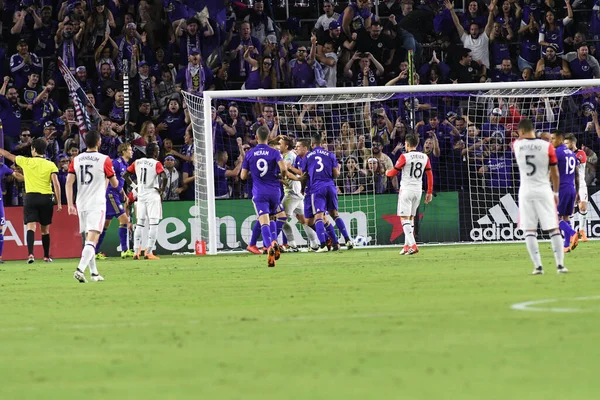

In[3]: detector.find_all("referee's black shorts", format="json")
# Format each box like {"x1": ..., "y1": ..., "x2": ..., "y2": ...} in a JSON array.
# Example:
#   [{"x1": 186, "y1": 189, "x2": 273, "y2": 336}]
[{"x1": 24, "y1": 193, "x2": 54, "y2": 226}]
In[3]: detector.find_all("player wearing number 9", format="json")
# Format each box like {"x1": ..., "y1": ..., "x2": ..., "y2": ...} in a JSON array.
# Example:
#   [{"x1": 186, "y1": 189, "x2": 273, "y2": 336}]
[
  {"x1": 240, "y1": 126, "x2": 300, "y2": 267},
  {"x1": 550, "y1": 130, "x2": 580, "y2": 252}
]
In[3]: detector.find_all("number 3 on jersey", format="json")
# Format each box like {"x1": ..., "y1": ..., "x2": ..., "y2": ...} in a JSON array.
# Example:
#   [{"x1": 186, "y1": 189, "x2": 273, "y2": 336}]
[{"x1": 315, "y1": 156, "x2": 324, "y2": 172}]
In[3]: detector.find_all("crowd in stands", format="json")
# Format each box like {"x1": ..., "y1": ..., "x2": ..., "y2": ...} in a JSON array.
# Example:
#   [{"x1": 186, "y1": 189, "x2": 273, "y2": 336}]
[{"x1": 1, "y1": 0, "x2": 599, "y2": 204}]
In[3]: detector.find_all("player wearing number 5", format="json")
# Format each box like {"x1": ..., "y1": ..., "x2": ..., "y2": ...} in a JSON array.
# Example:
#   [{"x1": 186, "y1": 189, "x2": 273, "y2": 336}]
[
  {"x1": 385, "y1": 134, "x2": 433, "y2": 256},
  {"x1": 550, "y1": 130, "x2": 579, "y2": 253},
  {"x1": 67, "y1": 131, "x2": 119, "y2": 283}
]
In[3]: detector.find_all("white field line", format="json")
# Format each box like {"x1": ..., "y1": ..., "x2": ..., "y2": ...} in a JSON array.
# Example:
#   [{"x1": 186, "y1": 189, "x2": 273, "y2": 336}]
[{"x1": 511, "y1": 295, "x2": 600, "y2": 313}]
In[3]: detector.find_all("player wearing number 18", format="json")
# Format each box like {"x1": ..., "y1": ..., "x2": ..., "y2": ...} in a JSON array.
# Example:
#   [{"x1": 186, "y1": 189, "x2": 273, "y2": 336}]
[
  {"x1": 513, "y1": 119, "x2": 566, "y2": 275},
  {"x1": 385, "y1": 134, "x2": 433, "y2": 256},
  {"x1": 67, "y1": 130, "x2": 119, "y2": 283}
]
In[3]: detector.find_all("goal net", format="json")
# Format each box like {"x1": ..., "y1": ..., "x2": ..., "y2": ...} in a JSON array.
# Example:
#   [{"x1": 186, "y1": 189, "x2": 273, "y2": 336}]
[{"x1": 185, "y1": 81, "x2": 599, "y2": 254}]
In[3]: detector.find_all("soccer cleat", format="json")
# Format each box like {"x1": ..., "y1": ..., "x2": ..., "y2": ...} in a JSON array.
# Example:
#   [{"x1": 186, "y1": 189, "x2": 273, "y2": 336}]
[
  {"x1": 557, "y1": 265, "x2": 569, "y2": 274},
  {"x1": 563, "y1": 247, "x2": 570, "y2": 254},
  {"x1": 43, "y1": 257, "x2": 53, "y2": 263},
  {"x1": 0, "y1": 258, "x2": 4, "y2": 264},
  {"x1": 331, "y1": 243, "x2": 340, "y2": 252},
  {"x1": 133, "y1": 252, "x2": 141, "y2": 260},
  {"x1": 95, "y1": 252, "x2": 107, "y2": 260},
  {"x1": 271, "y1": 241, "x2": 281, "y2": 260},
  {"x1": 144, "y1": 253, "x2": 160, "y2": 260},
  {"x1": 308, "y1": 246, "x2": 319, "y2": 252},
  {"x1": 399, "y1": 245, "x2": 409, "y2": 255},
  {"x1": 267, "y1": 246, "x2": 276, "y2": 267},
  {"x1": 406, "y1": 244, "x2": 419, "y2": 255},
  {"x1": 346, "y1": 239, "x2": 354, "y2": 250},
  {"x1": 27, "y1": 255, "x2": 34, "y2": 264},
  {"x1": 531, "y1": 266, "x2": 544, "y2": 275},
  {"x1": 246, "y1": 245, "x2": 262, "y2": 255},
  {"x1": 569, "y1": 234, "x2": 579, "y2": 252},
  {"x1": 91, "y1": 274, "x2": 104, "y2": 282},
  {"x1": 326, "y1": 237, "x2": 332, "y2": 251},
  {"x1": 261, "y1": 247, "x2": 268, "y2": 254},
  {"x1": 579, "y1": 230, "x2": 589, "y2": 242},
  {"x1": 73, "y1": 269, "x2": 87, "y2": 283},
  {"x1": 288, "y1": 245, "x2": 299, "y2": 253},
  {"x1": 315, "y1": 244, "x2": 329, "y2": 253},
  {"x1": 280, "y1": 244, "x2": 290, "y2": 253}
]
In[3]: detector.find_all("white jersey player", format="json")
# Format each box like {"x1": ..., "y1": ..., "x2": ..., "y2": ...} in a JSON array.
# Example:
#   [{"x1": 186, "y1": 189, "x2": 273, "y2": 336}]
[
  {"x1": 67, "y1": 130, "x2": 118, "y2": 283},
  {"x1": 124, "y1": 143, "x2": 167, "y2": 260},
  {"x1": 385, "y1": 134, "x2": 433, "y2": 256},
  {"x1": 513, "y1": 119, "x2": 567, "y2": 274},
  {"x1": 564, "y1": 134, "x2": 589, "y2": 242}
]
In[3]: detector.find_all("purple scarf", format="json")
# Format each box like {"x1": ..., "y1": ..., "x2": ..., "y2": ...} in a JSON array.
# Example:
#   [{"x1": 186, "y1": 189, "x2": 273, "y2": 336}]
[
  {"x1": 186, "y1": 63, "x2": 206, "y2": 94},
  {"x1": 62, "y1": 39, "x2": 76, "y2": 72}
]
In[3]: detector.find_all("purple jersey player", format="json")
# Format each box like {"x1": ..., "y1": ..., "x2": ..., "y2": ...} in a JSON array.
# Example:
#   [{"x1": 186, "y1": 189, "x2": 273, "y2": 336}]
[
  {"x1": 551, "y1": 131, "x2": 579, "y2": 252},
  {"x1": 95, "y1": 143, "x2": 134, "y2": 260},
  {"x1": 241, "y1": 126, "x2": 298, "y2": 267},
  {"x1": 305, "y1": 133, "x2": 354, "y2": 252},
  {"x1": 0, "y1": 163, "x2": 22, "y2": 262}
]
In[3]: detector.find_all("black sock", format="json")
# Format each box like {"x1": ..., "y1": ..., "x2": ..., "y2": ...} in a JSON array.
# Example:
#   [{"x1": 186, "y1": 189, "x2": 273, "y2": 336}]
[
  {"x1": 41, "y1": 234, "x2": 50, "y2": 258},
  {"x1": 26, "y1": 230, "x2": 34, "y2": 256}
]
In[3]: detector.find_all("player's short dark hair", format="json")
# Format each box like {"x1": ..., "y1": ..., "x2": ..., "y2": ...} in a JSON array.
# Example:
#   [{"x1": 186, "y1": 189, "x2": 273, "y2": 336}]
[
  {"x1": 118, "y1": 142, "x2": 131, "y2": 156},
  {"x1": 31, "y1": 138, "x2": 47, "y2": 155},
  {"x1": 256, "y1": 126, "x2": 270, "y2": 141},
  {"x1": 215, "y1": 150, "x2": 228, "y2": 161},
  {"x1": 564, "y1": 133, "x2": 577, "y2": 143},
  {"x1": 298, "y1": 139, "x2": 310, "y2": 149},
  {"x1": 551, "y1": 129, "x2": 564, "y2": 139},
  {"x1": 84, "y1": 130, "x2": 101, "y2": 149},
  {"x1": 311, "y1": 132, "x2": 322, "y2": 145},
  {"x1": 517, "y1": 118, "x2": 534, "y2": 133},
  {"x1": 405, "y1": 134, "x2": 419, "y2": 147},
  {"x1": 146, "y1": 142, "x2": 159, "y2": 158}
]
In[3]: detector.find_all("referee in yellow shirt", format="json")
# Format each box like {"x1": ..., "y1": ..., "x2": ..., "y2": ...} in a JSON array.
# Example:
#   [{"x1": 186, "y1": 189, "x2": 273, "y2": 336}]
[{"x1": 0, "y1": 138, "x2": 62, "y2": 263}]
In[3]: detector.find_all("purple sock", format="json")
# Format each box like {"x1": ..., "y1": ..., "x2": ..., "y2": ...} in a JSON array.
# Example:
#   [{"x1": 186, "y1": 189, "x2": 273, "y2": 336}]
[
  {"x1": 276, "y1": 217, "x2": 286, "y2": 237},
  {"x1": 325, "y1": 222, "x2": 339, "y2": 244},
  {"x1": 270, "y1": 220, "x2": 278, "y2": 242},
  {"x1": 249, "y1": 221, "x2": 261, "y2": 246},
  {"x1": 261, "y1": 224, "x2": 272, "y2": 247},
  {"x1": 334, "y1": 216, "x2": 351, "y2": 241},
  {"x1": 282, "y1": 232, "x2": 288, "y2": 245},
  {"x1": 118, "y1": 225, "x2": 128, "y2": 251},
  {"x1": 559, "y1": 220, "x2": 573, "y2": 247},
  {"x1": 314, "y1": 218, "x2": 327, "y2": 245},
  {"x1": 96, "y1": 229, "x2": 107, "y2": 254},
  {"x1": 0, "y1": 233, "x2": 4, "y2": 257}
]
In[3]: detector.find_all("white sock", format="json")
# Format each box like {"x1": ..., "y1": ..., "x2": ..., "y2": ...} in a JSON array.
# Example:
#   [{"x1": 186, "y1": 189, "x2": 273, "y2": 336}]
[
  {"x1": 147, "y1": 224, "x2": 159, "y2": 254},
  {"x1": 579, "y1": 211, "x2": 588, "y2": 232},
  {"x1": 402, "y1": 220, "x2": 416, "y2": 246},
  {"x1": 550, "y1": 232, "x2": 565, "y2": 267},
  {"x1": 304, "y1": 225, "x2": 319, "y2": 248},
  {"x1": 525, "y1": 233, "x2": 542, "y2": 268},
  {"x1": 77, "y1": 242, "x2": 95, "y2": 273},
  {"x1": 406, "y1": 219, "x2": 415, "y2": 245},
  {"x1": 89, "y1": 255, "x2": 99, "y2": 275},
  {"x1": 134, "y1": 224, "x2": 144, "y2": 253},
  {"x1": 282, "y1": 222, "x2": 295, "y2": 244}
]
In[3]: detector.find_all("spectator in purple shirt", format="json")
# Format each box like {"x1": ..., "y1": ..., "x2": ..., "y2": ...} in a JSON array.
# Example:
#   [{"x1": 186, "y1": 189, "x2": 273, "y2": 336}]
[
  {"x1": 517, "y1": 14, "x2": 540, "y2": 72},
  {"x1": 176, "y1": 17, "x2": 214, "y2": 67},
  {"x1": 157, "y1": 98, "x2": 190, "y2": 145},
  {"x1": 175, "y1": 47, "x2": 214, "y2": 95},
  {"x1": 227, "y1": 21, "x2": 262, "y2": 82},
  {"x1": 10, "y1": 39, "x2": 42, "y2": 89},
  {"x1": 289, "y1": 41, "x2": 317, "y2": 89},
  {"x1": 491, "y1": 58, "x2": 519, "y2": 82},
  {"x1": 563, "y1": 42, "x2": 600, "y2": 80},
  {"x1": 343, "y1": 52, "x2": 384, "y2": 87},
  {"x1": 242, "y1": 48, "x2": 277, "y2": 90}
]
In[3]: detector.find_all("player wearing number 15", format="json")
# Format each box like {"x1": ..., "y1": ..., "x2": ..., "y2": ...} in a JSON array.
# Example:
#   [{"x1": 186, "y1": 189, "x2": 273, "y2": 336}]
[
  {"x1": 513, "y1": 119, "x2": 566, "y2": 275},
  {"x1": 385, "y1": 134, "x2": 433, "y2": 256},
  {"x1": 67, "y1": 130, "x2": 119, "y2": 283}
]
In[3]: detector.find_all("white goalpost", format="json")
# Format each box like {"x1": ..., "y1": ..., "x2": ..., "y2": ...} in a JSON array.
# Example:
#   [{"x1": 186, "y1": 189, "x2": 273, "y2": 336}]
[{"x1": 185, "y1": 79, "x2": 600, "y2": 255}]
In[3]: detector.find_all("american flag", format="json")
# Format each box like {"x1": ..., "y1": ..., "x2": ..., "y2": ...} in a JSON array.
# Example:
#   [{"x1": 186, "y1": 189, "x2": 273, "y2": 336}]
[{"x1": 57, "y1": 57, "x2": 97, "y2": 150}]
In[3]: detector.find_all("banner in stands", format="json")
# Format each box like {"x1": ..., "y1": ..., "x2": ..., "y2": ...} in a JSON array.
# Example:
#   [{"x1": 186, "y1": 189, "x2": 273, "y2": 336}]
[
  {"x1": 460, "y1": 186, "x2": 600, "y2": 242},
  {"x1": 100, "y1": 193, "x2": 460, "y2": 256},
  {"x1": 3, "y1": 207, "x2": 81, "y2": 261}
]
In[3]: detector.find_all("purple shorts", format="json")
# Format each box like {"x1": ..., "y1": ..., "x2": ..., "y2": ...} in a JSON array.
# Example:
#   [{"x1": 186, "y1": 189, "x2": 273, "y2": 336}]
[
  {"x1": 557, "y1": 188, "x2": 576, "y2": 217},
  {"x1": 303, "y1": 195, "x2": 314, "y2": 219},
  {"x1": 253, "y1": 193, "x2": 282, "y2": 216},
  {"x1": 310, "y1": 186, "x2": 338, "y2": 215},
  {"x1": 106, "y1": 192, "x2": 125, "y2": 219}
]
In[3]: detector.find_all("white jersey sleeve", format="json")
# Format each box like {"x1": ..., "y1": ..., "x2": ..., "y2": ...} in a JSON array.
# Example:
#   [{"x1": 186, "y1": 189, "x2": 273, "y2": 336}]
[
  {"x1": 513, "y1": 138, "x2": 557, "y2": 197},
  {"x1": 69, "y1": 152, "x2": 115, "y2": 212},
  {"x1": 395, "y1": 151, "x2": 431, "y2": 192},
  {"x1": 128, "y1": 158, "x2": 165, "y2": 201}
]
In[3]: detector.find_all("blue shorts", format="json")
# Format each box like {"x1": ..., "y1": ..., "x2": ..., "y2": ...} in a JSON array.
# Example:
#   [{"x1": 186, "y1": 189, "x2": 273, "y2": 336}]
[
  {"x1": 253, "y1": 193, "x2": 282, "y2": 216},
  {"x1": 310, "y1": 186, "x2": 338, "y2": 215},
  {"x1": 557, "y1": 188, "x2": 576, "y2": 217},
  {"x1": 303, "y1": 195, "x2": 314, "y2": 219},
  {"x1": 106, "y1": 192, "x2": 125, "y2": 219}
]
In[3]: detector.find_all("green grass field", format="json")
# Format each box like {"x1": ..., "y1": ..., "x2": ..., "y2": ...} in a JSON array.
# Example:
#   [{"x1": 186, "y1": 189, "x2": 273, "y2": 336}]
[{"x1": 1, "y1": 242, "x2": 600, "y2": 400}]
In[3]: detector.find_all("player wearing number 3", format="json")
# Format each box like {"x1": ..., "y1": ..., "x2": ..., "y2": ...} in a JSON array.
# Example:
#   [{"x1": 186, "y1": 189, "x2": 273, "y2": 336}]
[
  {"x1": 385, "y1": 134, "x2": 433, "y2": 256},
  {"x1": 513, "y1": 120, "x2": 566, "y2": 275},
  {"x1": 67, "y1": 131, "x2": 119, "y2": 283},
  {"x1": 124, "y1": 143, "x2": 168, "y2": 260}
]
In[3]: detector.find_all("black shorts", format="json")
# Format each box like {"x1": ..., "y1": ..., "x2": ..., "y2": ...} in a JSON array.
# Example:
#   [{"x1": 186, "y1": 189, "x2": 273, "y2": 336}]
[{"x1": 24, "y1": 193, "x2": 54, "y2": 226}]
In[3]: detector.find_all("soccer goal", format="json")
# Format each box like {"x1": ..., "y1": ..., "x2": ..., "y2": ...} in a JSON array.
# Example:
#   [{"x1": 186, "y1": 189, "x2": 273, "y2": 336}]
[{"x1": 184, "y1": 80, "x2": 600, "y2": 255}]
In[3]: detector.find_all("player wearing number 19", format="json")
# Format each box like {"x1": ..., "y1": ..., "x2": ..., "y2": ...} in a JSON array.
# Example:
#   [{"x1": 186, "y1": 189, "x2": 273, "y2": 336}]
[
  {"x1": 513, "y1": 119, "x2": 566, "y2": 275},
  {"x1": 241, "y1": 126, "x2": 300, "y2": 268},
  {"x1": 67, "y1": 130, "x2": 119, "y2": 283},
  {"x1": 385, "y1": 134, "x2": 433, "y2": 256}
]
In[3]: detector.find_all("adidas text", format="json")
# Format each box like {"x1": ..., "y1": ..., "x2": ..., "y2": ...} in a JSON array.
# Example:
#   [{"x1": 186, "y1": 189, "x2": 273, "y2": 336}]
[{"x1": 470, "y1": 224, "x2": 525, "y2": 241}]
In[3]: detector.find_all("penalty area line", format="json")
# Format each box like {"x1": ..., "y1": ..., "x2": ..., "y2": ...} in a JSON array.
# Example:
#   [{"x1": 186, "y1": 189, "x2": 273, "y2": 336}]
[{"x1": 511, "y1": 295, "x2": 600, "y2": 313}]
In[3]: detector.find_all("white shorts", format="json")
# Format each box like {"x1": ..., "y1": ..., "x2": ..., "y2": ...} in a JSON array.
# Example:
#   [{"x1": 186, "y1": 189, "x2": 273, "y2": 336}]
[
  {"x1": 397, "y1": 190, "x2": 422, "y2": 217},
  {"x1": 282, "y1": 193, "x2": 304, "y2": 217},
  {"x1": 518, "y1": 193, "x2": 558, "y2": 231},
  {"x1": 137, "y1": 198, "x2": 163, "y2": 222},
  {"x1": 579, "y1": 186, "x2": 588, "y2": 203},
  {"x1": 78, "y1": 209, "x2": 106, "y2": 234}
]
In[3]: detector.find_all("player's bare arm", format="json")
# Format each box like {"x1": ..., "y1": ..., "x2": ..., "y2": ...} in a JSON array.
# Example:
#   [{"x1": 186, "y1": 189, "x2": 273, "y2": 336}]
[
  {"x1": 240, "y1": 168, "x2": 249, "y2": 181},
  {"x1": 278, "y1": 160, "x2": 300, "y2": 181},
  {"x1": 549, "y1": 164, "x2": 560, "y2": 203},
  {"x1": 158, "y1": 171, "x2": 168, "y2": 196},
  {"x1": 65, "y1": 172, "x2": 77, "y2": 215},
  {"x1": 51, "y1": 172, "x2": 62, "y2": 212},
  {"x1": 109, "y1": 174, "x2": 119, "y2": 188}
]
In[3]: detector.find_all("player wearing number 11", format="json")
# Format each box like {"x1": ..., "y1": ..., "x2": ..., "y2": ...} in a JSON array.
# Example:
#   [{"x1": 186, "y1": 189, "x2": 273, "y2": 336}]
[
  {"x1": 385, "y1": 134, "x2": 433, "y2": 256},
  {"x1": 67, "y1": 130, "x2": 119, "y2": 283}
]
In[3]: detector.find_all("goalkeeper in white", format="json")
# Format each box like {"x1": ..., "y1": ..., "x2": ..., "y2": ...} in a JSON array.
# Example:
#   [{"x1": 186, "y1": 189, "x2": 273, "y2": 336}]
[{"x1": 385, "y1": 134, "x2": 433, "y2": 255}]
